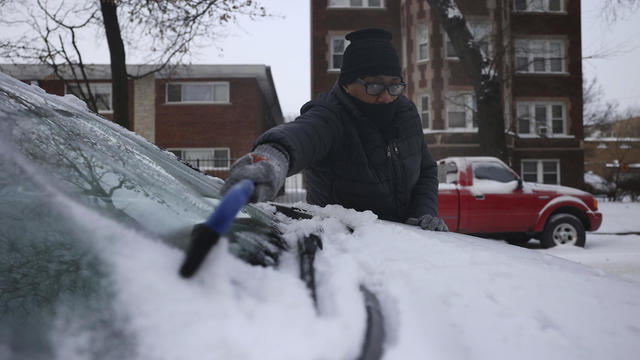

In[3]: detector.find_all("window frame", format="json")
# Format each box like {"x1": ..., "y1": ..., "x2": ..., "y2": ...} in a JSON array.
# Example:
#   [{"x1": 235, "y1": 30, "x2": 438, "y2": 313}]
[
  {"x1": 516, "y1": 101, "x2": 567, "y2": 137},
  {"x1": 416, "y1": 22, "x2": 430, "y2": 63},
  {"x1": 169, "y1": 147, "x2": 231, "y2": 171},
  {"x1": 521, "y1": 159, "x2": 561, "y2": 184},
  {"x1": 417, "y1": 93, "x2": 431, "y2": 131},
  {"x1": 513, "y1": 0, "x2": 565, "y2": 13},
  {"x1": 327, "y1": 0, "x2": 384, "y2": 9},
  {"x1": 65, "y1": 82, "x2": 113, "y2": 114},
  {"x1": 329, "y1": 35, "x2": 350, "y2": 72},
  {"x1": 444, "y1": 32, "x2": 459, "y2": 60},
  {"x1": 445, "y1": 91, "x2": 478, "y2": 131},
  {"x1": 165, "y1": 82, "x2": 230, "y2": 104},
  {"x1": 515, "y1": 38, "x2": 566, "y2": 74},
  {"x1": 504, "y1": 96, "x2": 512, "y2": 131}
]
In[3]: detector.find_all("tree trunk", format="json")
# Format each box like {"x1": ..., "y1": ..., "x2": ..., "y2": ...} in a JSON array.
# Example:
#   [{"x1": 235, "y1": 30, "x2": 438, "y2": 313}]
[
  {"x1": 100, "y1": 0, "x2": 129, "y2": 130},
  {"x1": 425, "y1": 0, "x2": 507, "y2": 161}
]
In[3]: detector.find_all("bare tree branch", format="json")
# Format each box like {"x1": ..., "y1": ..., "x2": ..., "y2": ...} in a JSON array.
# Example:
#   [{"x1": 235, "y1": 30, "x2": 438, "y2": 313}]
[{"x1": 601, "y1": 0, "x2": 640, "y2": 24}]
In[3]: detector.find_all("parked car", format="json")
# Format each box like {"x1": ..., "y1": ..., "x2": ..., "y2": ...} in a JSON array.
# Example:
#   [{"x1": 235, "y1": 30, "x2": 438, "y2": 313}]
[
  {"x1": 0, "y1": 71, "x2": 385, "y2": 359},
  {"x1": 437, "y1": 157, "x2": 603, "y2": 248},
  {"x1": 2, "y1": 72, "x2": 639, "y2": 360}
]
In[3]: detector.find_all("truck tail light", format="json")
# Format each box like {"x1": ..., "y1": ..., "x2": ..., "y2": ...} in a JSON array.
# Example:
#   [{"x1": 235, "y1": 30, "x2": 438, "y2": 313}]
[{"x1": 593, "y1": 198, "x2": 598, "y2": 211}]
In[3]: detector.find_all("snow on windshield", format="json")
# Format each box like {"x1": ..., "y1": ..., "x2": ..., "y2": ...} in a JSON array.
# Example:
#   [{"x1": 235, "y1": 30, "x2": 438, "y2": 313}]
[{"x1": 0, "y1": 72, "x2": 223, "y2": 237}]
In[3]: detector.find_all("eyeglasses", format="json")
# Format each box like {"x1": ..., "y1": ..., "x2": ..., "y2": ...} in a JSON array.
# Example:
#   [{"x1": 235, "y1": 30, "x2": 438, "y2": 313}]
[{"x1": 356, "y1": 78, "x2": 407, "y2": 97}]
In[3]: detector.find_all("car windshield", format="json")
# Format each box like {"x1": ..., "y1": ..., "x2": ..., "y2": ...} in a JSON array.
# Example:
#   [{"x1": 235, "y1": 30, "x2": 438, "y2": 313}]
[{"x1": 0, "y1": 73, "x2": 282, "y2": 357}]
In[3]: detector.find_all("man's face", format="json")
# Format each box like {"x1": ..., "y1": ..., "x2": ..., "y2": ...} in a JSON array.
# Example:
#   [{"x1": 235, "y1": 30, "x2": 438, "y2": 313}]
[{"x1": 344, "y1": 75, "x2": 403, "y2": 104}]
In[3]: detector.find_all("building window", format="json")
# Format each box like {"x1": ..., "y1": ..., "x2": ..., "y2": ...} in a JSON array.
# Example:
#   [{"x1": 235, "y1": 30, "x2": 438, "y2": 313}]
[
  {"x1": 446, "y1": 92, "x2": 477, "y2": 130},
  {"x1": 516, "y1": 102, "x2": 566, "y2": 136},
  {"x1": 504, "y1": 96, "x2": 511, "y2": 130},
  {"x1": 445, "y1": 33, "x2": 457, "y2": 59},
  {"x1": 514, "y1": 0, "x2": 563, "y2": 12},
  {"x1": 416, "y1": 23, "x2": 429, "y2": 62},
  {"x1": 515, "y1": 39, "x2": 565, "y2": 73},
  {"x1": 66, "y1": 82, "x2": 112, "y2": 113},
  {"x1": 445, "y1": 21, "x2": 491, "y2": 59},
  {"x1": 521, "y1": 159, "x2": 560, "y2": 184},
  {"x1": 169, "y1": 148, "x2": 230, "y2": 171},
  {"x1": 166, "y1": 82, "x2": 230, "y2": 104},
  {"x1": 330, "y1": 36, "x2": 350, "y2": 71},
  {"x1": 328, "y1": 0, "x2": 383, "y2": 8},
  {"x1": 418, "y1": 94, "x2": 430, "y2": 129}
]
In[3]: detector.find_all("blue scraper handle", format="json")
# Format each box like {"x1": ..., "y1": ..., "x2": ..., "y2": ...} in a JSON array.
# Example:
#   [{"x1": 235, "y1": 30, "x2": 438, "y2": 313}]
[
  {"x1": 205, "y1": 179, "x2": 255, "y2": 233},
  {"x1": 179, "y1": 179, "x2": 255, "y2": 278}
]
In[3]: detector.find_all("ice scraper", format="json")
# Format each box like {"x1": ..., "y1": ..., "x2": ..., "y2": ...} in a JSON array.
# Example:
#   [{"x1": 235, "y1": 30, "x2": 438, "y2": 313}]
[{"x1": 179, "y1": 179, "x2": 254, "y2": 278}]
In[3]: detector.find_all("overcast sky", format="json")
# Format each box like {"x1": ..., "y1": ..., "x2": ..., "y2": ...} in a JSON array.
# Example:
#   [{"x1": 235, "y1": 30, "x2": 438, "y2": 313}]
[
  {"x1": 195, "y1": 0, "x2": 311, "y2": 118},
  {"x1": 581, "y1": 0, "x2": 640, "y2": 112},
  {"x1": 5, "y1": 0, "x2": 638, "y2": 117}
]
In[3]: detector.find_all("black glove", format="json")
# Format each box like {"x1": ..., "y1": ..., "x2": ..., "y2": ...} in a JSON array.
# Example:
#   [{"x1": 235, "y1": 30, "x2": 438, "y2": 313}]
[
  {"x1": 220, "y1": 144, "x2": 289, "y2": 202},
  {"x1": 406, "y1": 214, "x2": 449, "y2": 232}
]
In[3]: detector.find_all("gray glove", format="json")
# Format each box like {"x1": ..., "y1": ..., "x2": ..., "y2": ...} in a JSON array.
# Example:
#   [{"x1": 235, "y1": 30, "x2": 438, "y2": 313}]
[
  {"x1": 406, "y1": 214, "x2": 449, "y2": 232},
  {"x1": 220, "y1": 144, "x2": 289, "y2": 202}
]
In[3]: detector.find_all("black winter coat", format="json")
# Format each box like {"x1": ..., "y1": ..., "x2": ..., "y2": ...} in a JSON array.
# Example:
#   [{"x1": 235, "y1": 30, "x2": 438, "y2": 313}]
[{"x1": 255, "y1": 82, "x2": 438, "y2": 222}]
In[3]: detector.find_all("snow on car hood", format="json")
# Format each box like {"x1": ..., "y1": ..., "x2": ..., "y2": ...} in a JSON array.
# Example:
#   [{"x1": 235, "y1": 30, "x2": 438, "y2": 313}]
[
  {"x1": 1, "y1": 71, "x2": 640, "y2": 360},
  {"x1": 284, "y1": 203, "x2": 640, "y2": 359}
]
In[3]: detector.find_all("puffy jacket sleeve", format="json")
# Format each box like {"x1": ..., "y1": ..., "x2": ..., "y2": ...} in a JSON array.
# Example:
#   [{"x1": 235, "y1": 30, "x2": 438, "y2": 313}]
[
  {"x1": 408, "y1": 136, "x2": 439, "y2": 218},
  {"x1": 254, "y1": 103, "x2": 344, "y2": 176}
]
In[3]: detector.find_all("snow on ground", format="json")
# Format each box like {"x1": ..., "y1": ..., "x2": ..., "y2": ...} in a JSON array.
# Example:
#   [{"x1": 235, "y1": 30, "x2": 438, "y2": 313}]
[
  {"x1": 592, "y1": 201, "x2": 640, "y2": 233},
  {"x1": 539, "y1": 201, "x2": 640, "y2": 284}
]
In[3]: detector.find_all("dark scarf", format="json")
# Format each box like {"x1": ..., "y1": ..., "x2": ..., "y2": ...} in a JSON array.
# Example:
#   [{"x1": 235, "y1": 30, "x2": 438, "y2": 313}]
[{"x1": 349, "y1": 95, "x2": 400, "y2": 141}]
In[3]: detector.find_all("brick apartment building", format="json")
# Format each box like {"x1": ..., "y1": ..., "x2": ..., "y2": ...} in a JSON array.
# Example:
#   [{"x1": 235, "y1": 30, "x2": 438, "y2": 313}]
[
  {"x1": 0, "y1": 64, "x2": 283, "y2": 178},
  {"x1": 311, "y1": 0, "x2": 585, "y2": 188}
]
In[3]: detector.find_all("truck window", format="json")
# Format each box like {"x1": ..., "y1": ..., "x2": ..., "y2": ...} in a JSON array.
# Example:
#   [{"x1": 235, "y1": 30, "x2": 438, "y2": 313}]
[{"x1": 473, "y1": 162, "x2": 517, "y2": 183}]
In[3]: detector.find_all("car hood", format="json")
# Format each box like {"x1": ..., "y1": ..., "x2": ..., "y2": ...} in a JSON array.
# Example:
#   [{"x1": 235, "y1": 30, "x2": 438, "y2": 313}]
[{"x1": 285, "y1": 204, "x2": 640, "y2": 359}]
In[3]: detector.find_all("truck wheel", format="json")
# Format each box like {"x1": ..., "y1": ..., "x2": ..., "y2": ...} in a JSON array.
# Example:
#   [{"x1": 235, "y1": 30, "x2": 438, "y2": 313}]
[{"x1": 541, "y1": 214, "x2": 585, "y2": 248}]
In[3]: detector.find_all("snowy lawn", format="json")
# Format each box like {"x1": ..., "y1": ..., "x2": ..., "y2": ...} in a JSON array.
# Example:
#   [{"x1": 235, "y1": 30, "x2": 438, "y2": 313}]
[{"x1": 539, "y1": 201, "x2": 640, "y2": 283}]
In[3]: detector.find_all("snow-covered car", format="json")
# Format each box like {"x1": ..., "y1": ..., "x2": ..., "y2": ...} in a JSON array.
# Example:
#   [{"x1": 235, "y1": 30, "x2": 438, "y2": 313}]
[{"x1": 2, "y1": 71, "x2": 640, "y2": 360}]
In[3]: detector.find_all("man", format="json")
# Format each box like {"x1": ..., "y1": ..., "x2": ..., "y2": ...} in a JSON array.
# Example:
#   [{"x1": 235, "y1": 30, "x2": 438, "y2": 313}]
[{"x1": 221, "y1": 28, "x2": 447, "y2": 231}]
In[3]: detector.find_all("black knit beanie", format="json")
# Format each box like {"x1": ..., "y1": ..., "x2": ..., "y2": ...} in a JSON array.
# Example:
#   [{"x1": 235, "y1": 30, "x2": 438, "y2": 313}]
[{"x1": 339, "y1": 28, "x2": 402, "y2": 85}]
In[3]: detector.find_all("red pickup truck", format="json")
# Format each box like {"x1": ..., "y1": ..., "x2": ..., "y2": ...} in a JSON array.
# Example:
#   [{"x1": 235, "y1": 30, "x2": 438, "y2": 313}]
[{"x1": 437, "y1": 157, "x2": 602, "y2": 248}]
